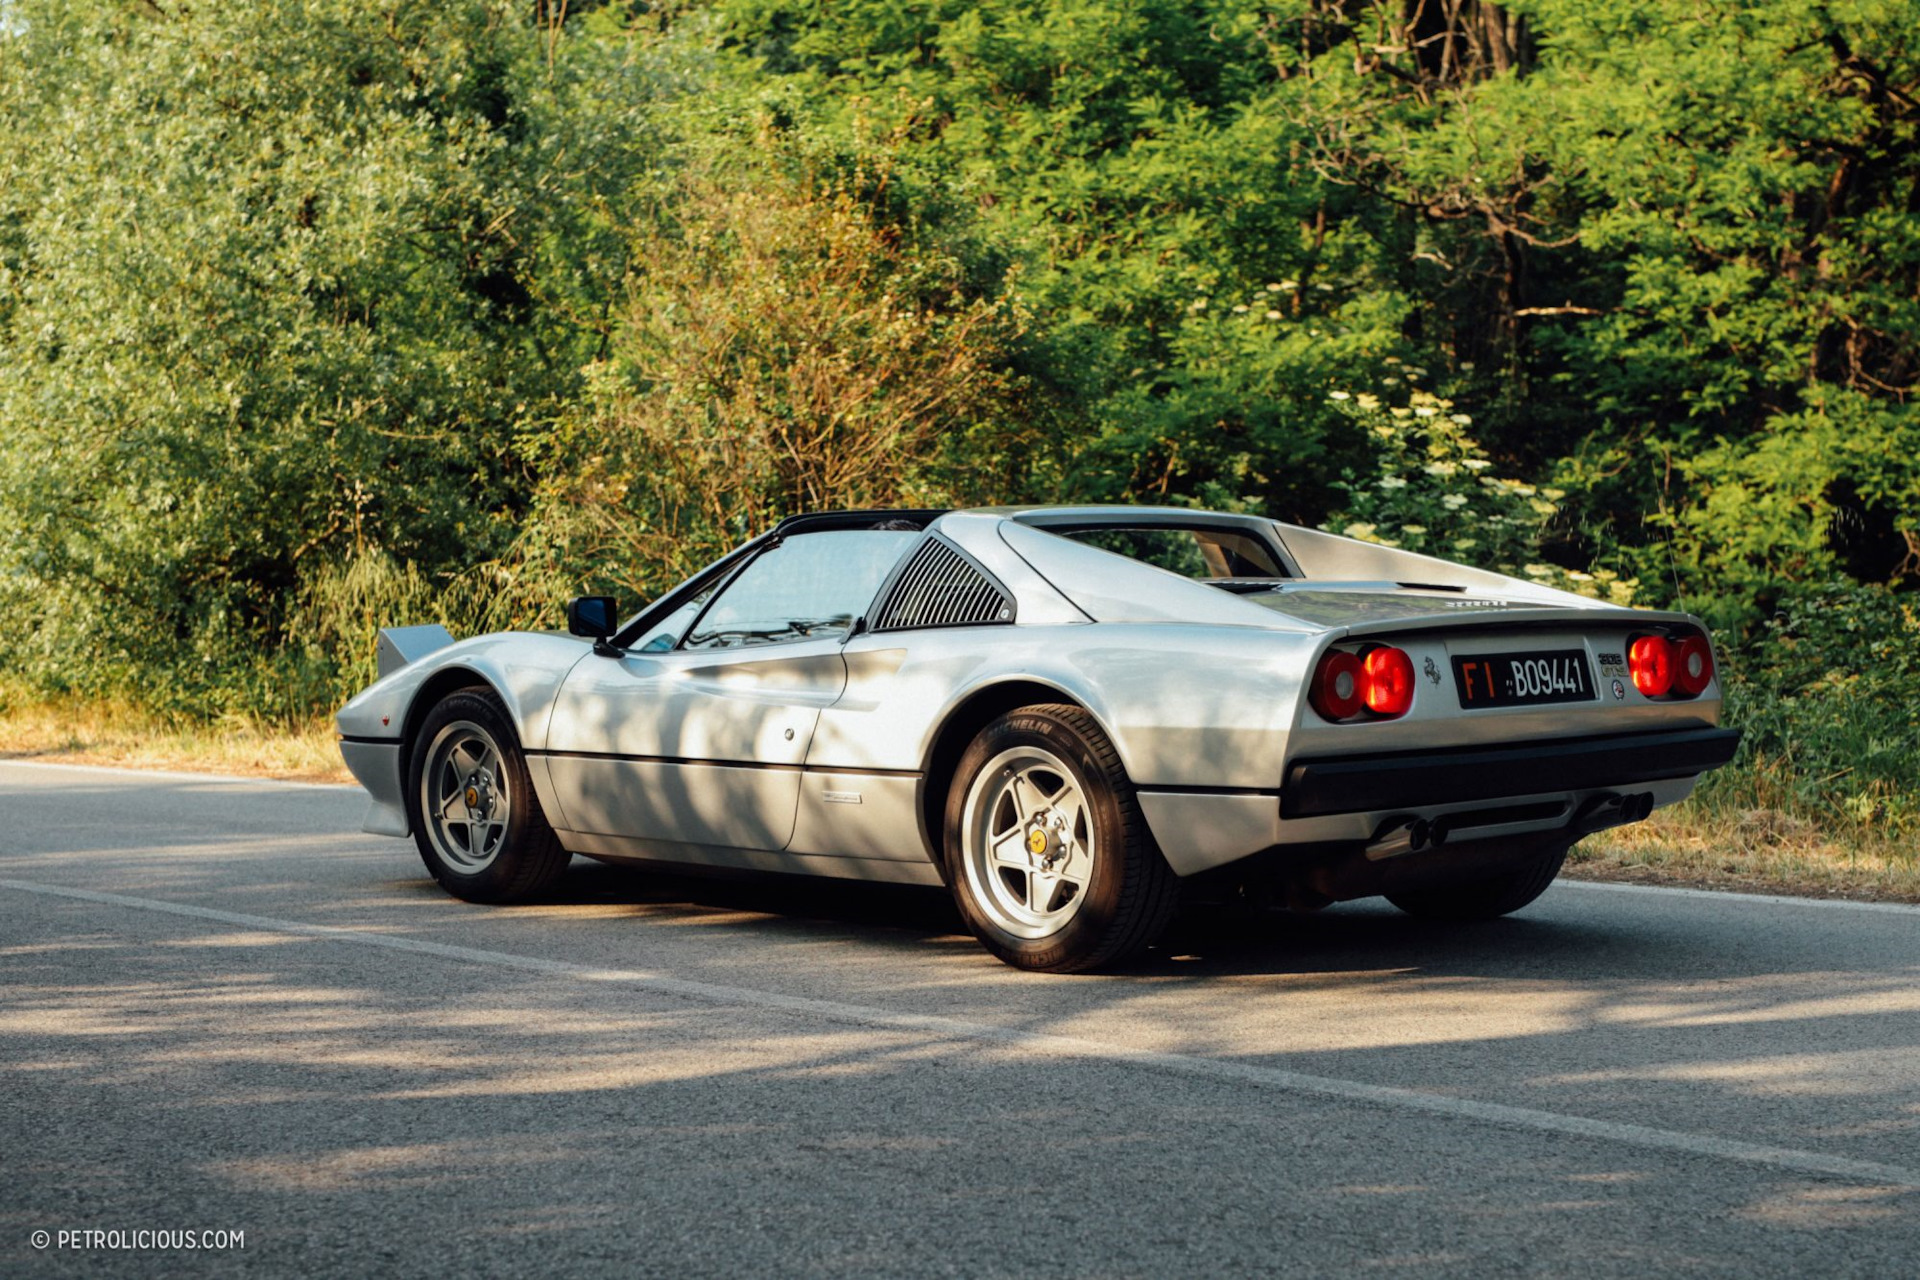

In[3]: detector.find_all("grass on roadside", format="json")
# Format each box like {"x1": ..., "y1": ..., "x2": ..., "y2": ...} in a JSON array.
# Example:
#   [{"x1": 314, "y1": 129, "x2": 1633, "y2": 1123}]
[
  {"x1": 5, "y1": 687, "x2": 1915, "y2": 903},
  {"x1": 1570, "y1": 811, "x2": 1920, "y2": 903},
  {"x1": 1568, "y1": 754, "x2": 1918, "y2": 903},
  {"x1": 0, "y1": 687, "x2": 348, "y2": 783}
]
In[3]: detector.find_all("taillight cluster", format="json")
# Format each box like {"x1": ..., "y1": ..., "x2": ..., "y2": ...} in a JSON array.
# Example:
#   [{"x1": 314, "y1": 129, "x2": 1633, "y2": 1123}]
[
  {"x1": 1310, "y1": 645, "x2": 1415, "y2": 722},
  {"x1": 1628, "y1": 630, "x2": 1714, "y2": 699}
]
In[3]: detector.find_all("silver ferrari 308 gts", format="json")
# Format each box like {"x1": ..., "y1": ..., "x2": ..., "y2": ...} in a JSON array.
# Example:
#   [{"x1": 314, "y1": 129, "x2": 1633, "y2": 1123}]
[{"x1": 337, "y1": 506, "x2": 1739, "y2": 971}]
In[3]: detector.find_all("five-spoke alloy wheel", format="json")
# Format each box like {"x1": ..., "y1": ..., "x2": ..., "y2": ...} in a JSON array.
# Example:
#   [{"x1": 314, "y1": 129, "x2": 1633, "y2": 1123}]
[
  {"x1": 960, "y1": 746, "x2": 1098, "y2": 939},
  {"x1": 420, "y1": 720, "x2": 513, "y2": 874},
  {"x1": 945, "y1": 704, "x2": 1179, "y2": 972},
  {"x1": 406, "y1": 687, "x2": 570, "y2": 903}
]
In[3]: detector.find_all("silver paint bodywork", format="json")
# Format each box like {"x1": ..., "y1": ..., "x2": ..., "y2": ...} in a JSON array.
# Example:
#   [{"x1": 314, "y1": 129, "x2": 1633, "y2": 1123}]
[{"x1": 336, "y1": 505, "x2": 1726, "y2": 884}]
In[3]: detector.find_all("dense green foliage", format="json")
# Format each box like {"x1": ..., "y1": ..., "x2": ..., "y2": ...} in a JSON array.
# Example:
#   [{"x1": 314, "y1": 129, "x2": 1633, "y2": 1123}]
[
  {"x1": 0, "y1": 0, "x2": 663, "y2": 714},
  {"x1": 1, "y1": 1, "x2": 1914, "y2": 830}
]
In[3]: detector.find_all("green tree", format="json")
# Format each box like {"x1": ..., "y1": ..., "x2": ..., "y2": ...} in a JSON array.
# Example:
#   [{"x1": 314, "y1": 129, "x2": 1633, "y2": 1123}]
[
  {"x1": 1276, "y1": 1, "x2": 1920, "y2": 611},
  {"x1": 719, "y1": 0, "x2": 1420, "y2": 520},
  {"x1": 528, "y1": 135, "x2": 1038, "y2": 597},
  {"x1": 0, "y1": 0, "x2": 663, "y2": 712}
]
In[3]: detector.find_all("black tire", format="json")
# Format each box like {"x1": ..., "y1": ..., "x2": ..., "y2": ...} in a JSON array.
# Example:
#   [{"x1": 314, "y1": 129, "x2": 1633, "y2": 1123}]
[
  {"x1": 405, "y1": 686, "x2": 570, "y2": 903},
  {"x1": 1384, "y1": 842, "x2": 1569, "y2": 920},
  {"x1": 943, "y1": 704, "x2": 1180, "y2": 972}
]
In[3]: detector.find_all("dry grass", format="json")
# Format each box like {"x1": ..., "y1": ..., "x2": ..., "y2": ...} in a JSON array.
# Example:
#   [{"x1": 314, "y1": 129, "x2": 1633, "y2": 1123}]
[
  {"x1": 1568, "y1": 803, "x2": 1920, "y2": 904},
  {"x1": 5, "y1": 689, "x2": 1916, "y2": 905},
  {"x1": 0, "y1": 691, "x2": 350, "y2": 783}
]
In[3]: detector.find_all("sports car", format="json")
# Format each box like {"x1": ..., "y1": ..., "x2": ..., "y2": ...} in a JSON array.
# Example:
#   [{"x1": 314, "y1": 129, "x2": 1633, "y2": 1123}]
[{"x1": 336, "y1": 506, "x2": 1740, "y2": 971}]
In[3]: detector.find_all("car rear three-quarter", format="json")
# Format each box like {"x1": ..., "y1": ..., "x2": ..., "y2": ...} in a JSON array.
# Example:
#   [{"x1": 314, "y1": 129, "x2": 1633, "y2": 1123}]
[
  {"x1": 335, "y1": 504, "x2": 1739, "y2": 972},
  {"x1": 1231, "y1": 592, "x2": 1735, "y2": 917},
  {"x1": 973, "y1": 512, "x2": 1737, "y2": 925}
]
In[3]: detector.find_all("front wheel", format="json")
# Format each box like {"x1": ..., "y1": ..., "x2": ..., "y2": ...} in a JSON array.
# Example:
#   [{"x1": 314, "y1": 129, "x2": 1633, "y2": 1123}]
[
  {"x1": 944, "y1": 704, "x2": 1179, "y2": 972},
  {"x1": 1384, "y1": 842, "x2": 1569, "y2": 920},
  {"x1": 406, "y1": 687, "x2": 570, "y2": 903}
]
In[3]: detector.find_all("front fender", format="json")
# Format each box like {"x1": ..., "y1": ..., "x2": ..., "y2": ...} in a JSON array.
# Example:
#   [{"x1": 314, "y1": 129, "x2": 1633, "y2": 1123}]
[{"x1": 335, "y1": 631, "x2": 595, "y2": 837}]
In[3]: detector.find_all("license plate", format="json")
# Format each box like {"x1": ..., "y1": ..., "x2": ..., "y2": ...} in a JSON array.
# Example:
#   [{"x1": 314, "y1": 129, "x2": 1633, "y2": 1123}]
[{"x1": 1452, "y1": 649, "x2": 1595, "y2": 709}]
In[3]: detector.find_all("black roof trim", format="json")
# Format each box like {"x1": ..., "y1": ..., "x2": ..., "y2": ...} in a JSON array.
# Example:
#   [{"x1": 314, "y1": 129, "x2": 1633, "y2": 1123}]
[{"x1": 770, "y1": 509, "x2": 950, "y2": 536}]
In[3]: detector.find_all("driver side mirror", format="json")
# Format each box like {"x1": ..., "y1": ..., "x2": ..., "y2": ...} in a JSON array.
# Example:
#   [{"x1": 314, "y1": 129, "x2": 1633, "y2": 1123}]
[{"x1": 566, "y1": 595, "x2": 618, "y2": 641}]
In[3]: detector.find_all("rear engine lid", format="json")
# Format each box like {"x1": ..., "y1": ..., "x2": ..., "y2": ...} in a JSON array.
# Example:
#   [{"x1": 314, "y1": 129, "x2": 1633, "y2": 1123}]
[{"x1": 1224, "y1": 581, "x2": 1576, "y2": 629}]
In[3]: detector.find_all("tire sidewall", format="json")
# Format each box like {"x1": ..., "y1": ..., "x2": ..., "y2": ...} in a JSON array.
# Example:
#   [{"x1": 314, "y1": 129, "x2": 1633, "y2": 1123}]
[
  {"x1": 943, "y1": 709, "x2": 1133, "y2": 970},
  {"x1": 406, "y1": 688, "x2": 544, "y2": 901}
]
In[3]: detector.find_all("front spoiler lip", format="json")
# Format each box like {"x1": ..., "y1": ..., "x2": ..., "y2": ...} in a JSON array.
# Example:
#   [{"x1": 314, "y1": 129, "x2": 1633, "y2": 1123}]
[{"x1": 1282, "y1": 726, "x2": 1742, "y2": 819}]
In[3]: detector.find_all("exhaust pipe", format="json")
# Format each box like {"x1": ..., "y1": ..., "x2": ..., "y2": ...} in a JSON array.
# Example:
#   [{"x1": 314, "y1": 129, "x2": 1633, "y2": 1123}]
[
  {"x1": 1369, "y1": 792, "x2": 1654, "y2": 862},
  {"x1": 1365, "y1": 816, "x2": 1432, "y2": 861},
  {"x1": 1572, "y1": 791, "x2": 1656, "y2": 835}
]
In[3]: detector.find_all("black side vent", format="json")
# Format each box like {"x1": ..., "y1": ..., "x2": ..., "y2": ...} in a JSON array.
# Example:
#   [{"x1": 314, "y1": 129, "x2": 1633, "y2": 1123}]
[{"x1": 872, "y1": 539, "x2": 1014, "y2": 631}]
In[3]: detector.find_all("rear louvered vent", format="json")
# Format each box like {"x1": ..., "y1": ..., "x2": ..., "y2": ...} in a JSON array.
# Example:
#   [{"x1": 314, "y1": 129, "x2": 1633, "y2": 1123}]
[{"x1": 873, "y1": 540, "x2": 1013, "y2": 631}]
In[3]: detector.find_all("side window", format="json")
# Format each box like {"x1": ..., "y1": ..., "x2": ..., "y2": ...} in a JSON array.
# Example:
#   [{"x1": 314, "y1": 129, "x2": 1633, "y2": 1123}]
[
  {"x1": 630, "y1": 586, "x2": 716, "y2": 653},
  {"x1": 682, "y1": 531, "x2": 920, "y2": 650}
]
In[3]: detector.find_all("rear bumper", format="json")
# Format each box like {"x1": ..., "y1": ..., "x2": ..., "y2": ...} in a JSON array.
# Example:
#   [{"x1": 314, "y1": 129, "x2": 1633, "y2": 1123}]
[{"x1": 1282, "y1": 726, "x2": 1741, "y2": 819}]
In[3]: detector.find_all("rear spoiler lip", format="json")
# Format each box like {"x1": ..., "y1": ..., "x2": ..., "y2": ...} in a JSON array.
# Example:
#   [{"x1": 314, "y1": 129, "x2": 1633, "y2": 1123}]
[{"x1": 1335, "y1": 605, "x2": 1692, "y2": 640}]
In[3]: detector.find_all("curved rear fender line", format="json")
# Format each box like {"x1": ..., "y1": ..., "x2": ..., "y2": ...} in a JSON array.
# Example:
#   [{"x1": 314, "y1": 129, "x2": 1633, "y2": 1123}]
[
  {"x1": 910, "y1": 626, "x2": 1318, "y2": 864},
  {"x1": 913, "y1": 675, "x2": 1110, "y2": 875}
]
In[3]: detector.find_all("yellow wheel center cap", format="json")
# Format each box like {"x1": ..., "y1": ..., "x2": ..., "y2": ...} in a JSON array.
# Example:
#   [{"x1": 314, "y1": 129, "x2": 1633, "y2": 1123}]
[
  {"x1": 1026, "y1": 828, "x2": 1049, "y2": 856},
  {"x1": 466, "y1": 787, "x2": 480, "y2": 808}
]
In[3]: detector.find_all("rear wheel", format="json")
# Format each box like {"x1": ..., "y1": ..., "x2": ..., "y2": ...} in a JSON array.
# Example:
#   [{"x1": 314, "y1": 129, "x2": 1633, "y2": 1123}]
[
  {"x1": 406, "y1": 687, "x2": 570, "y2": 903},
  {"x1": 1384, "y1": 842, "x2": 1568, "y2": 920},
  {"x1": 944, "y1": 704, "x2": 1179, "y2": 972}
]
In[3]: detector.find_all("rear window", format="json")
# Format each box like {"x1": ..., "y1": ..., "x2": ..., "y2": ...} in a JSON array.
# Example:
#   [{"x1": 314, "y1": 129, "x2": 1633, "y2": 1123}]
[{"x1": 1059, "y1": 526, "x2": 1285, "y2": 579}]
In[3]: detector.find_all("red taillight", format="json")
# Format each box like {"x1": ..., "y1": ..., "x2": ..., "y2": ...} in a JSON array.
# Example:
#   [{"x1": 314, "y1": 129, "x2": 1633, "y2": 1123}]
[
  {"x1": 1673, "y1": 633, "x2": 1713, "y2": 697},
  {"x1": 1628, "y1": 634, "x2": 1674, "y2": 697},
  {"x1": 1361, "y1": 646, "x2": 1415, "y2": 717},
  {"x1": 1312, "y1": 645, "x2": 1416, "y2": 721},
  {"x1": 1310, "y1": 649, "x2": 1364, "y2": 721}
]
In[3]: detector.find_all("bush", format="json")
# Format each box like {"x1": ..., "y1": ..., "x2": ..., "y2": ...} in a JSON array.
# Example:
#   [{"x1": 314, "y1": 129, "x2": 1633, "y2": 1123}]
[
  {"x1": 0, "y1": 0, "x2": 662, "y2": 717},
  {"x1": 1324, "y1": 389, "x2": 1639, "y2": 603},
  {"x1": 1713, "y1": 585, "x2": 1920, "y2": 839},
  {"x1": 523, "y1": 140, "x2": 1039, "y2": 600}
]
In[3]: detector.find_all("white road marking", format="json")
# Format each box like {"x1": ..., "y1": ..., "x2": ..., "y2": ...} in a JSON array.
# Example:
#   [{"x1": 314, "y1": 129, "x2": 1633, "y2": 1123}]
[
  {"x1": 1561, "y1": 877, "x2": 1920, "y2": 916},
  {"x1": 0, "y1": 760, "x2": 357, "y2": 790},
  {"x1": 5, "y1": 876, "x2": 1918, "y2": 1191}
]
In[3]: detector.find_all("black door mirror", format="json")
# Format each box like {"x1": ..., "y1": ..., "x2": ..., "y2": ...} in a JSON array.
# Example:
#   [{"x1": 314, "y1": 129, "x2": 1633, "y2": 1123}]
[{"x1": 566, "y1": 595, "x2": 618, "y2": 640}]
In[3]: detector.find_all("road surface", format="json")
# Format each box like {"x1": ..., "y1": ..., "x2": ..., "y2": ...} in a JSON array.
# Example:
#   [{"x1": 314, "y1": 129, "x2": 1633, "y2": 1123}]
[{"x1": 2, "y1": 761, "x2": 1917, "y2": 1276}]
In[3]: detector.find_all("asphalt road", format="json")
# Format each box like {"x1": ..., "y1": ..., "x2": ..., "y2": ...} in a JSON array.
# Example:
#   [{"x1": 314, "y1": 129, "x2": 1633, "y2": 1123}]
[{"x1": 2, "y1": 762, "x2": 1917, "y2": 1277}]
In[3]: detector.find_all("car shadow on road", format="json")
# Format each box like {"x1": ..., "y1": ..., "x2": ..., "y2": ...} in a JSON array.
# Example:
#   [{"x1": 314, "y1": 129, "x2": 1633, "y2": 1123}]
[{"x1": 470, "y1": 857, "x2": 1843, "y2": 991}]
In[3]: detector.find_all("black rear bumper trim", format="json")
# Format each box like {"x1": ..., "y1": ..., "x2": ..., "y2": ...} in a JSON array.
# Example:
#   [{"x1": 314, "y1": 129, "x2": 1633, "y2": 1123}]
[{"x1": 1282, "y1": 726, "x2": 1742, "y2": 819}]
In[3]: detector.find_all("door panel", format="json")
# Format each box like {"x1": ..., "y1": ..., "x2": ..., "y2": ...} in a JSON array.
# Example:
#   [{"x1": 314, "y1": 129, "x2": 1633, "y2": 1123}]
[
  {"x1": 546, "y1": 639, "x2": 848, "y2": 849},
  {"x1": 543, "y1": 525, "x2": 923, "y2": 853},
  {"x1": 551, "y1": 760, "x2": 803, "y2": 850}
]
